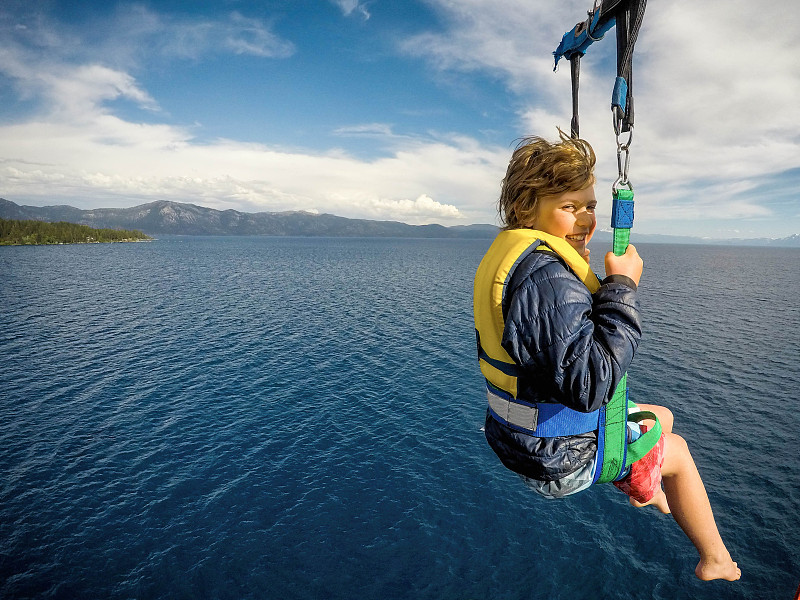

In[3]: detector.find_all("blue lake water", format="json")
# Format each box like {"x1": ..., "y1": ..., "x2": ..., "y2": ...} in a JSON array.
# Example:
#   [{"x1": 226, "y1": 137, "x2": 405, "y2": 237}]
[{"x1": 1, "y1": 236, "x2": 799, "y2": 599}]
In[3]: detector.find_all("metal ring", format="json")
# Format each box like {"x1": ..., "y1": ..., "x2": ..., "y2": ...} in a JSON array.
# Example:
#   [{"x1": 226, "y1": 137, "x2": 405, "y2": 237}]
[
  {"x1": 585, "y1": 1, "x2": 605, "y2": 41},
  {"x1": 612, "y1": 178, "x2": 633, "y2": 193},
  {"x1": 586, "y1": 24, "x2": 604, "y2": 41},
  {"x1": 615, "y1": 127, "x2": 634, "y2": 151},
  {"x1": 585, "y1": 11, "x2": 604, "y2": 42}
]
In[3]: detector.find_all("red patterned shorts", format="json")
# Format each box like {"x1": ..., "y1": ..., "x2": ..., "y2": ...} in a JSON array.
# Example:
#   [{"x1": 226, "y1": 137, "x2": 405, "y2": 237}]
[{"x1": 613, "y1": 424, "x2": 666, "y2": 503}]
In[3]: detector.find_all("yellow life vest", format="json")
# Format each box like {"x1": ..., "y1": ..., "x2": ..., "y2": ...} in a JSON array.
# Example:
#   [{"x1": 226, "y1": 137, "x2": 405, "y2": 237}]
[
  {"x1": 472, "y1": 228, "x2": 600, "y2": 399},
  {"x1": 473, "y1": 228, "x2": 660, "y2": 484}
]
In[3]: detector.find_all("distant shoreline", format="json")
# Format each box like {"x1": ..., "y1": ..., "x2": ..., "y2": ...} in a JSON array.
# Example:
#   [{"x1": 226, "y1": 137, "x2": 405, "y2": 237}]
[
  {"x1": 1, "y1": 238, "x2": 153, "y2": 247},
  {"x1": 0, "y1": 217, "x2": 152, "y2": 246}
]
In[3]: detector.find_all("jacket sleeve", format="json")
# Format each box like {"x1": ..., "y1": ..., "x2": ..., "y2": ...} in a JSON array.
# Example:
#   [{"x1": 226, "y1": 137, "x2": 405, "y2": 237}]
[{"x1": 501, "y1": 257, "x2": 641, "y2": 413}]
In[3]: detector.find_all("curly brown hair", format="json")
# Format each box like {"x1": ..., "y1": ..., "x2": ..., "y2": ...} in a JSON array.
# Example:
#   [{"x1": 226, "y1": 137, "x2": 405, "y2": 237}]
[{"x1": 498, "y1": 130, "x2": 596, "y2": 230}]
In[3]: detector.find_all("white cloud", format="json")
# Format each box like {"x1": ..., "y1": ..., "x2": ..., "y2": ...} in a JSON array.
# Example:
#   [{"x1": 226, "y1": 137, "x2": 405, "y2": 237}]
[
  {"x1": 401, "y1": 0, "x2": 800, "y2": 234},
  {"x1": 371, "y1": 194, "x2": 461, "y2": 219},
  {"x1": 326, "y1": 193, "x2": 462, "y2": 222},
  {"x1": 0, "y1": 38, "x2": 158, "y2": 122},
  {"x1": 333, "y1": 123, "x2": 396, "y2": 138},
  {"x1": 332, "y1": 1, "x2": 371, "y2": 20},
  {"x1": 2, "y1": 5, "x2": 295, "y2": 69},
  {"x1": 120, "y1": 7, "x2": 295, "y2": 61},
  {"x1": 400, "y1": 0, "x2": 579, "y2": 94},
  {"x1": 221, "y1": 12, "x2": 296, "y2": 58},
  {"x1": 55, "y1": 65, "x2": 159, "y2": 117},
  {"x1": 0, "y1": 112, "x2": 505, "y2": 224}
]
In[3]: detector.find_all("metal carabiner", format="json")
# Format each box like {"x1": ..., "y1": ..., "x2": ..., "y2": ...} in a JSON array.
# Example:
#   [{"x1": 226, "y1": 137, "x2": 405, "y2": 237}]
[
  {"x1": 613, "y1": 120, "x2": 634, "y2": 150},
  {"x1": 612, "y1": 177, "x2": 633, "y2": 194},
  {"x1": 616, "y1": 145, "x2": 630, "y2": 178},
  {"x1": 612, "y1": 110, "x2": 634, "y2": 192}
]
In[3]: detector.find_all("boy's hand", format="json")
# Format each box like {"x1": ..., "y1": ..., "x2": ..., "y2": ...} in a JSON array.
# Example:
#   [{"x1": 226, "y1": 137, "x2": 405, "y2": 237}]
[{"x1": 605, "y1": 244, "x2": 643, "y2": 286}]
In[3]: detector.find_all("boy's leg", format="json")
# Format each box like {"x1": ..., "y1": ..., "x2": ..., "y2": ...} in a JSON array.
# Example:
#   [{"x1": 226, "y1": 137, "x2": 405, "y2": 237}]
[
  {"x1": 660, "y1": 432, "x2": 741, "y2": 581},
  {"x1": 629, "y1": 487, "x2": 670, "y2": 513}
]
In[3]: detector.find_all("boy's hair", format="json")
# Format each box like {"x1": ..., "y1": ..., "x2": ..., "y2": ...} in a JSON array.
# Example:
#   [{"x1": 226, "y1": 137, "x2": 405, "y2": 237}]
[{"x1": 499, "y1": 130, "x2": 596, "y2": 230}]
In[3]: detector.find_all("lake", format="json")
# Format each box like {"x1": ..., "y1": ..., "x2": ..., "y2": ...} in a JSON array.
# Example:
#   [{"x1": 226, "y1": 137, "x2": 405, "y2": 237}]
[{"x1": 1, "y1": 236, "x2": 798, "y2": 599}]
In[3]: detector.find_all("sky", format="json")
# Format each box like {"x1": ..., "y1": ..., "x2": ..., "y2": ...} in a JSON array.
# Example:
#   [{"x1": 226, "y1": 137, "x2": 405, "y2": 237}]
[{"x1": 0, "y1": 0, "x2": 798, "y2": 239}]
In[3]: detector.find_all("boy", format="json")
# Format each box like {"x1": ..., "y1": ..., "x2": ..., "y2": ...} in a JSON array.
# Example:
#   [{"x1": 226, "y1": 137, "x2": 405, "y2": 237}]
[{"x1": 473, "y1": 132, "x2": 740, "y2": 581}]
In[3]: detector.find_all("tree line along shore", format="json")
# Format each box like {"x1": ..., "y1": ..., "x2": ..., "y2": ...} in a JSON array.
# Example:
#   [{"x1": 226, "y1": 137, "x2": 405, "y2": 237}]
[{"x1": 0, "y1": 218, "x2": 151, "y2": 246}]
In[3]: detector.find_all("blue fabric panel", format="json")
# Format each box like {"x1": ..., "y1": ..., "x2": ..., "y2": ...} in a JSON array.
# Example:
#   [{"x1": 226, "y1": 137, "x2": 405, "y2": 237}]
[
  {"x1": 612, "y1": 76, "x2": 628, "y2": 111},
  {"x1": 553, "y1": 17, "x2": 616, "y2": 68},
  {"x1": 611, "y1": 198, "x2": 635, "y2": 229}
]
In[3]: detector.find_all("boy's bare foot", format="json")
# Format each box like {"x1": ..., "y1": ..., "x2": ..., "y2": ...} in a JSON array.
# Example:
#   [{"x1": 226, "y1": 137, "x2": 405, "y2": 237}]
[
  {"x1": 695, "y1": 554, "x2": 741, "y2": 581},
  {"x1": 629, "y1": 489, "x2": 671, "y2": 514}
]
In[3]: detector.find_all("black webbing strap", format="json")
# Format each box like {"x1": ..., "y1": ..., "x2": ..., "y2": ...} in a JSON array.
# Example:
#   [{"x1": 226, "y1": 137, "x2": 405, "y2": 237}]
[
  {"x1": 570, "y1": 55, "x2": 581, "y2": 139},
  {"x1": 565, "y1": 0, "x2": 647, "y2": 139},
  {"x1": 614, "y1": 0, "x2": 647, "y2": 133}
]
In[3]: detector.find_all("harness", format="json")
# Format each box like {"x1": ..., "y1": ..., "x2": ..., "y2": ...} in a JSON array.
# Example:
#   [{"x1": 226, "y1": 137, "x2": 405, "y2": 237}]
[
  {"x1": 473, "y1": 229, "x2": 661, "y2": 485},
  {"x1": 555, "y1": 0, "x2": 660, "y2": 482}
]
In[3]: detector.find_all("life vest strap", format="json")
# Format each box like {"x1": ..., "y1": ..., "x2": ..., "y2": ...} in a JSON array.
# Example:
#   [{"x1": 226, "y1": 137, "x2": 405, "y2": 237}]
[
  {"x1": 476, "y1": 330, "x2": 524, "y2": 377},
  {"x1": 486, "y1": 384, "x2": 600, "y2": 437}
]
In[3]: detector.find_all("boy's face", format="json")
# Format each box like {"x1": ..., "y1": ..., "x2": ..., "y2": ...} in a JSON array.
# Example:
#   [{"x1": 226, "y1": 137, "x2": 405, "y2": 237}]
[{"x1": 529, "y1": 185, "x2": 597, "y2": 261}]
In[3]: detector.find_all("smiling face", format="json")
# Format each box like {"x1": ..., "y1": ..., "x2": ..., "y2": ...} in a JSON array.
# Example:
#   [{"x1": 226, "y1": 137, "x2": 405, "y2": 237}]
[{"x1": 529, "y1": 185, "x2": 597, "y2": 260}]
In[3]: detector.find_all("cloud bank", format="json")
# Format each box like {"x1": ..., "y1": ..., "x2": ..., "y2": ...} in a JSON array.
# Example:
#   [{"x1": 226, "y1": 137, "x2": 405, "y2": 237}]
[{"x1": 0, "y1": 1, "x2": 798, "y2": 235}]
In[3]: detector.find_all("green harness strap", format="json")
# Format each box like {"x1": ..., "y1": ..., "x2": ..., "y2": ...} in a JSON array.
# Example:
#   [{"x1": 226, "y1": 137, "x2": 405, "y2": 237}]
[
  {"x1": 595, "y1": 380, "x2": 663, "y2": 484},
  {"x1": 596, "y1": 374, "x2": 630, "y2": 483},
  {"x1": 594, "y1": 187, "x2": 662, "y2": 484},
  {"x1": 627, "y1": 411, "x2": 663, "y2": 464}
]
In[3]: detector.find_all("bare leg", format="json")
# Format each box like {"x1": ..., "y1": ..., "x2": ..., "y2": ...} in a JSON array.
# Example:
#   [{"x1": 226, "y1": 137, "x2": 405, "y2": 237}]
[
  {"x1": 629, "y1": 488, "x2": 671, "y2": 514},
  {"x1": 660, "y1": 432, "x2": 741, "y2": 581}
]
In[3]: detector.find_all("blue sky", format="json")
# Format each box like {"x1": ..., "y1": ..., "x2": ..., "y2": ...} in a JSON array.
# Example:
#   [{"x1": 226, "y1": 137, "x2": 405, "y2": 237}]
[{"x1": 1, "y1": 0, "x2": 798, "y2": 238}]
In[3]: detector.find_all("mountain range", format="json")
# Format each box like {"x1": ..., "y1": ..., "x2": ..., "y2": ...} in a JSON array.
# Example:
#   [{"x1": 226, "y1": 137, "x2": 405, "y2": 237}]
[
  {"x1": 0, "y1": 198, "x2": 497, "y2": 239},
  {"x1": 1, "y1": 198, "x2": 798, "y2": 246}
]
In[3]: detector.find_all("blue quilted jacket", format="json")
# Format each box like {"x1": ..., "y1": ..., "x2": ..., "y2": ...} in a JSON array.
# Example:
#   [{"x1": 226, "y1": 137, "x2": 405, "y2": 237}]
[{"x1": 483, "y1": 248, "x2": 642, "y2": 482}]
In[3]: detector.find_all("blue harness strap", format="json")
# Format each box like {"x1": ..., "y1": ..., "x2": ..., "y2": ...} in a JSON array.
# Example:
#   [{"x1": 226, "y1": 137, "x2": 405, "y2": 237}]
[
  {"x1": 486, "y1": 384, "x2": 600, "y2": 437},
  {"x1": 536, "y1": 401, "x2": 600, "y2": 437}
]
